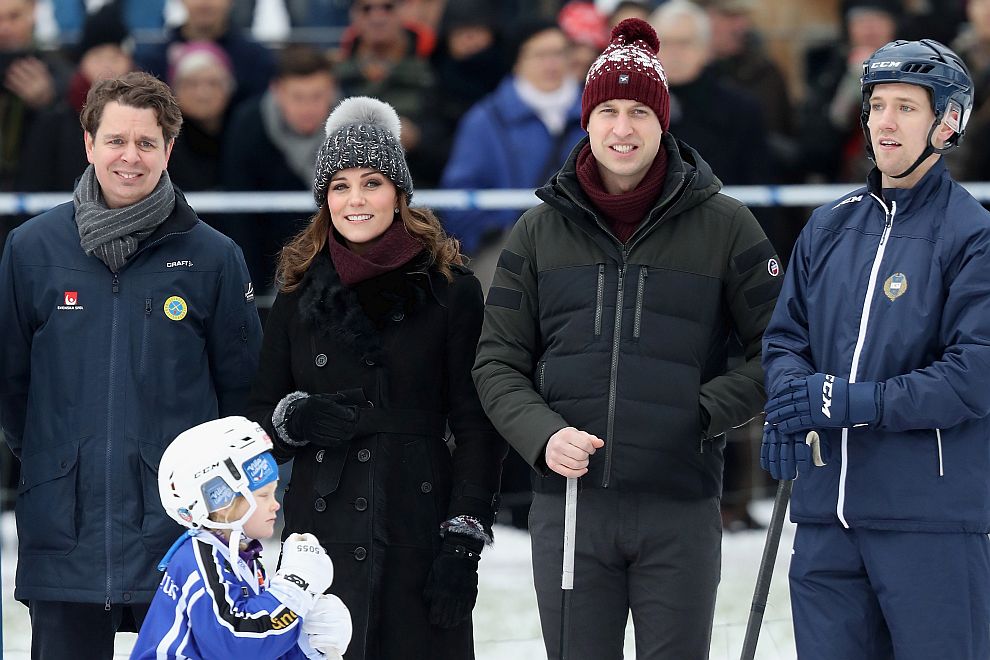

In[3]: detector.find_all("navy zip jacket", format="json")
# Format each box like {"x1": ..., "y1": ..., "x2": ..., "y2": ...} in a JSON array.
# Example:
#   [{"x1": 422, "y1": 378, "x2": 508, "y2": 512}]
[
  {"x1": 763, "y1": 159, "x2": 990, "y2": 532},
  {"x1": 0, "y1": 194, "x2": 263, "y2": 604}
]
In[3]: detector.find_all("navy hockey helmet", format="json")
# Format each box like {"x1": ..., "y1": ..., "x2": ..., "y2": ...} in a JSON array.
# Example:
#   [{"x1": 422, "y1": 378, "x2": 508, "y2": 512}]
[{"x1": 860, "y1": 39, "x2": 973, "y2": 177}]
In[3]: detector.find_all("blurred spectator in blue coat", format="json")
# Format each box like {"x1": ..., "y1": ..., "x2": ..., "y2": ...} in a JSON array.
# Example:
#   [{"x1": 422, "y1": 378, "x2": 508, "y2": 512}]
[{"x1": 440, "y1": 19, "x2": 584, "y2": 277}]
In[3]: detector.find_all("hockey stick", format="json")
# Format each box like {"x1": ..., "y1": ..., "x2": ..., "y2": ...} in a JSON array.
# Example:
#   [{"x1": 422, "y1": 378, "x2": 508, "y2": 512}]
[
  {"x1": 739, "y1": 477, "x2": 793, "y2": 660},
  {"x1": 559, "y1": 476, "x2": 577, "y2": 660}
]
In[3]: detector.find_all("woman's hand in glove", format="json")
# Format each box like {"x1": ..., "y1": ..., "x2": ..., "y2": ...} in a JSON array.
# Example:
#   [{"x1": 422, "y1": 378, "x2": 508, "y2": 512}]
[
  {"x1": 423, "y1": 532, "x2": 484, "y2": 628},
  {"x1": 286, "y1": 393, "x2": 360, "y2": 448}
]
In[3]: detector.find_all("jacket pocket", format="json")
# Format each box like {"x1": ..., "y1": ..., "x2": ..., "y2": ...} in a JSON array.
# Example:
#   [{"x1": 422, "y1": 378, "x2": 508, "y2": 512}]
[
  {"x1": 314, "y1": 446, "x2": 348, "y2": 497},
  {"x1": 138, "y1": 441, "x2": 180, "y2": 553},
  {"x1": 535, "y1": 360, "x2": 547, "y2": 395},
  {"x1": 594, "y1": 264, "x2": 605, "y2": 337},
  {"x1": 633, "y1": 266, "x2": 648, "y2": 339},
  {"x1": 16, "y1": 438, "x2": 80, "y2": 555}
]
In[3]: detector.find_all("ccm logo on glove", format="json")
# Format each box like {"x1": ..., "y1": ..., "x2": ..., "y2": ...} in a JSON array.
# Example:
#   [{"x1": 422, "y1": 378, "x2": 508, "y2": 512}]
[{"x1": 821, "y1": 374, "x2": 835, "y2": 418}]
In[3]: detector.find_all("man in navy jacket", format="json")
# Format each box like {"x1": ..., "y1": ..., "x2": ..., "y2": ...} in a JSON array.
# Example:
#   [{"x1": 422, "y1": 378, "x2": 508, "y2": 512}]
[
  {"x1": 762, "y1": 40, "x2": 990, "y2": 660},
  {"x1": 0, "y1": 72, "x2": 262, "y2": 660}
]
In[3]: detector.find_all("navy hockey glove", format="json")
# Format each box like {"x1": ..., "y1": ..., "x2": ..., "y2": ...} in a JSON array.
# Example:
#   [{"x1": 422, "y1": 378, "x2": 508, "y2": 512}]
[
  {"x1": 761, "y1": 426, "x2": 827, "y2": 481},
  {"x1": 764, "y1": 374, "x2": 881, "y2": 434},
  {"x1": 423, "y1": 532, "x2": 483, "y2": 629},
  {"x1": 286, "y1": 393, "x2": 360, "y2": 448}
]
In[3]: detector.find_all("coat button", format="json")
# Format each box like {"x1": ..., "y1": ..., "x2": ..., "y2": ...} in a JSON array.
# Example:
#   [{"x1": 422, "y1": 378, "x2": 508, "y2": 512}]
[
  {"x1": 122, "y1": 592, "x2": 131, "y2": 602},
  {"x1": 391, "y1": 311, "x2": 404, "y2": 322},
  {"x1": 354, "y1": 497, "x2": 368, "y2": 511},
  {"x1": 364, "y1": 358, "x2": 375, "y2": 366},
  {"x1": 316, "y1": 449, "x2": 325, "y2": 463},
  {"x1": 60, "y1": 461, "x2": 67, "y2": 469},
  {"x1": 353, "y1": 546, "x2": 367, "y2": 561},
  {"x1": 315, "y1": 353, "x2": 328, "y2": 367},
  {"x1": 357, "y1": 448, "x2": 371, "y2": 462},
  {"x1": 314, "y1": 498, "x2": 326, "y2": 512},
  {"x1": 420, "y1": 482, "x2": 432, "y2": 493}
]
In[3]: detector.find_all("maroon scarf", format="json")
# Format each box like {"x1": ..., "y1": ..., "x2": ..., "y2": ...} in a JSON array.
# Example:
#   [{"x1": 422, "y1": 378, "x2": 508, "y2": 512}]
[
  {"x1": 328, "y1": 220, "x2": 424, "y2": 286},
  {"x1": 575, "y1": 143, "x2": 668, "y2": 244}
]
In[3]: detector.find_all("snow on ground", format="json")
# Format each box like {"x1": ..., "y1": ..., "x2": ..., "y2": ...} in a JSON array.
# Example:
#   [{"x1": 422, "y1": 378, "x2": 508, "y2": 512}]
[{"x1": 2, "y1": 500, "x2": 796, "y2": 659}]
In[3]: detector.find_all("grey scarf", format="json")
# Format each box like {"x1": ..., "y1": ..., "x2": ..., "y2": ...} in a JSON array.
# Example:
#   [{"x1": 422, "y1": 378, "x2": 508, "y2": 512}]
[
  {"x1": 73, "y1": 164, "x2": 176, "y2": 272},
  {"x1": 260, "y1": 90, "x2": 326, "y2": 186}
]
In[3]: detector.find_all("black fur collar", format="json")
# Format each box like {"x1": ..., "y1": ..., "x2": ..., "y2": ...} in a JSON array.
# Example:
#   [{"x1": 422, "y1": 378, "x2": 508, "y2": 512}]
[
  {"x1": 298, "y1": 251, "x2": 386, "y2": 364},
  {"x1": 296, "y1": 251, "x2": 433, "y2": 363}
]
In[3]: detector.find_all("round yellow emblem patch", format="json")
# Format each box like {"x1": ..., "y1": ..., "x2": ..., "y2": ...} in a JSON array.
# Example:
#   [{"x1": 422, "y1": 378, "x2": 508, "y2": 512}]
[
  {"x1": 883, "y1": 273, "x2": 908, "y2": 301},
  {"x1": 164, "y1": 296, "x2": 188, "y2": 320}
]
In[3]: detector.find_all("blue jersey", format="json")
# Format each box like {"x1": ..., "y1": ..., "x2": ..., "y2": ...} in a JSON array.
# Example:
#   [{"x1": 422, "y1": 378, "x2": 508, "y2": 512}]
[{"x1": 131, "y1": 533, "x2": 314, "y2": 659}]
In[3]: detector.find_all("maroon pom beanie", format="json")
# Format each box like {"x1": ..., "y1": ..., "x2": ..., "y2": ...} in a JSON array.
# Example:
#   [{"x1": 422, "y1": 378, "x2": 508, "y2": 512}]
[{"x1": 580, "y1": 18, "x2": 670, "y2": 131}]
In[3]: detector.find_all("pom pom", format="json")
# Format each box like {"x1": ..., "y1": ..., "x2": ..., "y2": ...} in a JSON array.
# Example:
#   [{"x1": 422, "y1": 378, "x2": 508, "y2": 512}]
[
  {"x1": 610, "y1": 17, "x2": 659, "y2": 53},
  {"x1": 323, "y1": 96, "x2": 402, "y2": 141}
]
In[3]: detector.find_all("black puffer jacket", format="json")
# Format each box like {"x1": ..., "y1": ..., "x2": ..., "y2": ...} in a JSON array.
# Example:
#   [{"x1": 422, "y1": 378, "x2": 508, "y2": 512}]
[
  {"x1": 246, "y1": 251, "x2": 505, "y2": 660},
  {"x1": 474, "y1": 133, "x2": 780, "y2": 499}
]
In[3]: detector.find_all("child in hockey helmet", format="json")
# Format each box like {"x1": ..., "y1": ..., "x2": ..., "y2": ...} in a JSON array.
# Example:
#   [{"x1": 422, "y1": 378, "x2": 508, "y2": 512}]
[{"x1": 130, "y1": 417, "x2": 352, "y2": 660}]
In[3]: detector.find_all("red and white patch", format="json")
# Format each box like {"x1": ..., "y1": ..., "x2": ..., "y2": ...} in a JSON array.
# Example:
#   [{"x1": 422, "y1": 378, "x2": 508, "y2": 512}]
[
  {"x1": 767, "y1": 259, "x2": 780, "y2": 277},
  {"x1": 64, "y1": 291, "x2": 78, "y2": 305}
]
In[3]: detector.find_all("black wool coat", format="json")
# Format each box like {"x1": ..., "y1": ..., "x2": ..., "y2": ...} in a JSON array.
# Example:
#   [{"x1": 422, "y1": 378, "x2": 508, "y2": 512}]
[{"x1": 246, "y1": 249, "x2": 505, "y2": 660}]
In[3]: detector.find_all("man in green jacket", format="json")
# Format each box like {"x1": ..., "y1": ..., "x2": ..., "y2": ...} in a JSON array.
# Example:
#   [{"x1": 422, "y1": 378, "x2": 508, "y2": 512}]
[{"x1": 473, "y1": 18, "x2": 780, "y2": 660}]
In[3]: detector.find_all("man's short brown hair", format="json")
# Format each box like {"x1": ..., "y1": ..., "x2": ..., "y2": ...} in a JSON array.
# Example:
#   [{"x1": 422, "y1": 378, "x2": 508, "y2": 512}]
[{"x1": 80, "y1": 71, "x2": 183, "y2": 143}]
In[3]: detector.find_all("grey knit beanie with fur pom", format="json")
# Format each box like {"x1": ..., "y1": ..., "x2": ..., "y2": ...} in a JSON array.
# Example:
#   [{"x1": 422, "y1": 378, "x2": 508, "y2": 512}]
[{"x1": 312, "y1": 96, "x2": 414, "y2": 207}]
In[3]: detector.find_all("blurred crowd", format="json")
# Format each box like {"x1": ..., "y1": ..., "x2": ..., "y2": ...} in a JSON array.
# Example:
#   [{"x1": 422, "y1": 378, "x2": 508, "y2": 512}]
[{"x1": 0, "y1": 0, "x2": 984, "y2": 529}]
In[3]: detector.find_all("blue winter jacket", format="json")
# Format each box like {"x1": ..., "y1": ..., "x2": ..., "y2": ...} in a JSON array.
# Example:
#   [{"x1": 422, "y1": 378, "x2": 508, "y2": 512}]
[
  {"x1": 131, "y1": 533, "x2": 313, "y2": 659},
  {"x1": 0, "y1": 195, "x2": 263, "y2": 604},
  {"x1": 439, "y1": 76, "x2": 585, "y2": 254},
  {"x1": 763, "y1": 160, "x2": 990, "y2": 533}
]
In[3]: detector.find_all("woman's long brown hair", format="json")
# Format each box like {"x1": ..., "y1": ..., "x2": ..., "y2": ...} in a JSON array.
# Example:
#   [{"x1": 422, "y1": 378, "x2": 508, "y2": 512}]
[{"x1": 276, "y1": 194, "x2": 464, "y2": 292}]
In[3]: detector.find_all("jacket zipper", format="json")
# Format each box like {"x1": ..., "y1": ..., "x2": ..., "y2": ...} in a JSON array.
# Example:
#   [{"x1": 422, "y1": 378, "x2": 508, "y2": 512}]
[
  {"x1": 140, "y1": 298, "x2": 152, "y2": 376},
  {"x1": 106, "y1": 271, "x2": 121, "y2": 608},
  {"x1": 537, "y1": 361, "x2": 546, "y2": 394},
  {"x1": 594, "y1": 264, "x2": 605, "y2": 336},
  {"x1": 935, "y1": 428, "x2": 944, "y2": 477},
  {"x1": 603, "y1": 259, "x2": 626, "y2": 488},
  {"x1": 633, "y1": 267, "x2": 648, "y2": 339},
  {"x1": 837, "y1": 197, "x2": 896, "y2": 528}
]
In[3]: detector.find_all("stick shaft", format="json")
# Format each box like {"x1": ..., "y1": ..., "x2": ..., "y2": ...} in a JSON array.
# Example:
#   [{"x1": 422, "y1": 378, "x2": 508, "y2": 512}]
[{"x1": 740, "y1": 479, "x2": 793, "y2": 660}]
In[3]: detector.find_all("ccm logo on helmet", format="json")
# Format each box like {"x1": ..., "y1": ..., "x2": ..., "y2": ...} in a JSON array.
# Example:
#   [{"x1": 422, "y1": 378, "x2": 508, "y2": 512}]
[
  {"x1": 870, "y1": 61, "x2": 902, "y2": 69},
  {"x1": 821, "y1": 374, "x2": 835, "y2": 418}
]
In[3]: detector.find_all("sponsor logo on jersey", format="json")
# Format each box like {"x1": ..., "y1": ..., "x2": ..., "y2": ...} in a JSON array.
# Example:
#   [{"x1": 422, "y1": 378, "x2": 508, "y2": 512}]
[
  {"x1": 767, "y1": 258, "x2": 780, "y2": 277},
  {"x1": 57, "y1": 290, "x2": 84, "y2": 310},
  {"x1": 164, "y1": 295, "x2": 188, "y2": 320},
  {"x1": 883, "y1": 272, "x2": 908, "y2": 300},
  {"x1": 166, "y1": 260, "x2": 193, "y2": 268},
  {"x1": 244, "y1": 282, "x2": 254, "y2": 303},
  {"x1": 270, "y1": 610, "x2": 300, "y2": 630}
]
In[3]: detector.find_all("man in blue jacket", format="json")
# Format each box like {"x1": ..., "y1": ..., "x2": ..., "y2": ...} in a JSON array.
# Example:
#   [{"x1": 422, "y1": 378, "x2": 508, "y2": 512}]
[
  {"x1": 0, "y1": 72, "x2": 263, "y2": 660},
  {"x1": 762, "y1": 40, "x2": 990, "y2": 660}
]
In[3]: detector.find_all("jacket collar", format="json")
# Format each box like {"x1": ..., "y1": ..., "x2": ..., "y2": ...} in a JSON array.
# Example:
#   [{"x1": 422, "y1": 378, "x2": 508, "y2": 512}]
[{"x1": 867, "y1": 158, "x2": 950, "y2": 218}]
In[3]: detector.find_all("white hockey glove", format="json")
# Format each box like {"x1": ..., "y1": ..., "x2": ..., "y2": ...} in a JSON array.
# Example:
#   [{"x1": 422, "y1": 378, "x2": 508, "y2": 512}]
[
  {"x1": 303, "y1": 594, "x2": 352, "y2": 659},
  {"x1": 268, "y1": 533, "x2": 334, "y2": 616}
]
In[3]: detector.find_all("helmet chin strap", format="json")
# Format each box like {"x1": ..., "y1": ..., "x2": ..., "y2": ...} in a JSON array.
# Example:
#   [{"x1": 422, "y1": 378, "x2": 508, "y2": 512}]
[{"x1": 889, "y1": 120, "x2": 959, "y2": 179}]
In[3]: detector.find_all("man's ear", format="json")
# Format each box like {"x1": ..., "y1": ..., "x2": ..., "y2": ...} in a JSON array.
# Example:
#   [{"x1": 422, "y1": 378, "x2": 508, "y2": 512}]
[{"x1": 934, "y1": 120, "x2": 957, "y2": 149}]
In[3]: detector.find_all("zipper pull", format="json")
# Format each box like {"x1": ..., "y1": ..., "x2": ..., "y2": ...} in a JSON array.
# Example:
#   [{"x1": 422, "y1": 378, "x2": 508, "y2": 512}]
[
  {"x1": 112, "y1": 273, "x2": 119, "y2": 294},
  {"x1": 105, "y1": 596, "x2": 111, "y2": 611},
  {"x1": 145, "y1": 298, "x2": 152, "y2": 315}
]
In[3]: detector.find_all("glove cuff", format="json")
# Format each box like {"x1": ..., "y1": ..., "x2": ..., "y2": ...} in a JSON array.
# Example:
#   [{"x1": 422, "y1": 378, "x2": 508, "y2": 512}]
[
  {"x1": 274, "y1": 391, "x2": 310, "y2": 446},
  {"x1": 268, "y1": 575, "x2": 317, "y2": 617},
  {"x1": 441, "y1": 532, "x2": 484, "y2": 560},
  {"x1": 848, "y1": 381, "x2": 882, "y2": 426}
]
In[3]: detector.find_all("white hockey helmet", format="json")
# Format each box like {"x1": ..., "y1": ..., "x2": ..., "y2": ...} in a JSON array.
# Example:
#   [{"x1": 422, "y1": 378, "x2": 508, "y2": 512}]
[{"x1": 158, "y1": 416, "x2": 278, "y2": 532}]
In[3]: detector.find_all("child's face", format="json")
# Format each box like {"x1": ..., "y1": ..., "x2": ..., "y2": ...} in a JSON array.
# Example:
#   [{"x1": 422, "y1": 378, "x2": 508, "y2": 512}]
[{"x1": 240, "y1": 481, "x2": 280, "y2": 540}]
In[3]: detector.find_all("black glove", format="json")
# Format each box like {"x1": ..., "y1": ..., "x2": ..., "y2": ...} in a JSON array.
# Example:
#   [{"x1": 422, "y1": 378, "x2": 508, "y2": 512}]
[
  {"x1": 423, "y1": 532, "x2": 483, "y2": 628},
  {"x1": 285, "y1": 393, "x2": 360, "y2": 448}
]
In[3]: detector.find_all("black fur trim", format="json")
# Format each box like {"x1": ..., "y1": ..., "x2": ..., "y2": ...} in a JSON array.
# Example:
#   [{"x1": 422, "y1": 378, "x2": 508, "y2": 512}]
[{"x1": 298, "y1": 252, "x2": 386, "y2": 364}]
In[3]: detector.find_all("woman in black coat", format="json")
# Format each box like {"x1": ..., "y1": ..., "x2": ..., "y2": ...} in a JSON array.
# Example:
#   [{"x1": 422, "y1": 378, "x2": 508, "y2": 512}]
[{"x1": 245, "y1": 96, "x2": 505, "y2": 660}]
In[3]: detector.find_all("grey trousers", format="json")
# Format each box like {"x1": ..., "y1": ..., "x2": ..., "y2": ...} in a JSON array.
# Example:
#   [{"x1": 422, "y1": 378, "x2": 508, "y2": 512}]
[{"x1": 529, "y1": 489, "x2": 721, "y2": 660}]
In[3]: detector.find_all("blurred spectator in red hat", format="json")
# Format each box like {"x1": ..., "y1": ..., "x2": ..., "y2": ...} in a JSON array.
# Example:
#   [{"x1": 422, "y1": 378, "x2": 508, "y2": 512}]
[{"x1": 558, "y1": 1, "x2": 608, "y2": 79}]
